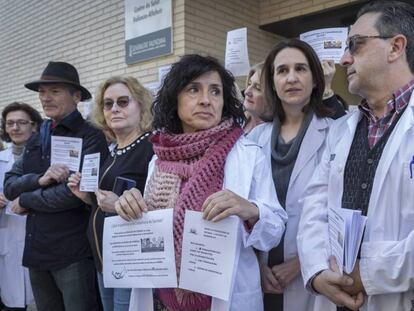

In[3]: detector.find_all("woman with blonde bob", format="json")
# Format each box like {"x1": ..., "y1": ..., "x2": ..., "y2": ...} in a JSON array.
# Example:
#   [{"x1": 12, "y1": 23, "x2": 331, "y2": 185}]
[{"x1": 68, "y1": 76, "x2": 154, "y2": 311}]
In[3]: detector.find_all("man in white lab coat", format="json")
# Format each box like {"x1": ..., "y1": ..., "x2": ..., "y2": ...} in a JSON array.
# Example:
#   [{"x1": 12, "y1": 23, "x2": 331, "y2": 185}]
[{"x1": 297, "y1": 1, "x2": 414, "y2": 310}]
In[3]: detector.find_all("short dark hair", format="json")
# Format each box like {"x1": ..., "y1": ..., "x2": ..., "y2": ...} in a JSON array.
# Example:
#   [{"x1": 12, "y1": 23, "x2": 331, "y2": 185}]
[
  {"x1": 152, "y1": 54, "x2": 245, "y2": 133},
  {"x1": 262, "y1": 38, "x2": 332, "y2": 123},
  {"x1": 1, "y1": 102, "x2": 43, "y2": 142},
  {"x1": 357, "y1": 0, "x2": 414, "y2": 73}
]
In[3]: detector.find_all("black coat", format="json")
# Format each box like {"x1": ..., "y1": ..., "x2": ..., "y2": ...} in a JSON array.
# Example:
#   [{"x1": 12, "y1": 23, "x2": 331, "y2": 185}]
[{"x1": 4, "y1": 110, "x2": 109, "y2": 270}]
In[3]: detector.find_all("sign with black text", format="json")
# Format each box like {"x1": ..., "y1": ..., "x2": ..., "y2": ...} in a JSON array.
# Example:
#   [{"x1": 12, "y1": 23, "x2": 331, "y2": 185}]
[{"x1": 125, "y1": 0, "x2": 172, "y2": 64}]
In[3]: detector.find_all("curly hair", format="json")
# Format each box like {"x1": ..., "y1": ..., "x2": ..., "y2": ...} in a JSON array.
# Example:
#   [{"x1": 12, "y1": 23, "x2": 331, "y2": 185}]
[
  {"x1": 1, "y1": 102, "x2": 43, "y2": 142},
  {"x1": 91, "y1": 76, "x2": 153, "y2": 139},
  {"x1": 262, "y1": 38, "x2": 332, "y2": 123},
  {"x1": 152, "y1": 54, "x2": 245, "y2": 133}
]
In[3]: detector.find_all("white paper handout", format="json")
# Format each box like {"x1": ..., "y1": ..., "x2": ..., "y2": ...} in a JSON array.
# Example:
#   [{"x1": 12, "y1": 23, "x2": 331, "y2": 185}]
[
  {"x1": 51, "y1": 136, "x2": 82, "y2": 172},
  {"x1": 179, "y1": 210, "x2": 241, "y2": 301},
  {"x1": 103, "y1": 209, "x2": 177, "y2": 288},
  {"x1": 225, "y1": 27, "x2": 250, "y2": 77},
  {"x1": 80, "y1": 153, "x2": 100, "y2": 192},
  {"x1": 300, "y1": 27, "x2": 348, "y2": 63},
  {"x1": 1, "y1": 187, "x2": 20, "y2": 217},
  {"x1": 4, "y1": 202, "x2": 21, "y2": 217},
  {"x1": 328, "y1": 207, "x2": 367, "y2": 274}
]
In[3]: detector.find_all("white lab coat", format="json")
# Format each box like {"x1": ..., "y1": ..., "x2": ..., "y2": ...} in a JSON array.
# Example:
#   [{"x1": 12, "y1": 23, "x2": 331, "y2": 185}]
[
  {"x1": 129, "y1": 136, "x2": 287, "y2": 311},
  {"x1": 297, "y1": 94, "x2": 414, "y2": 311},
  {"x1": 248, "y1": 116, "x2": 331, "y2": 311},
  {"x1": 0, "y1": 147, "x2": 33, "y2": 308}
]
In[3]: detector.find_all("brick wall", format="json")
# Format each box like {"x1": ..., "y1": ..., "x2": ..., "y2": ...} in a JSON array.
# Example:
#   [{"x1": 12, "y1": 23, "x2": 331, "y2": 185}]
[
  {"x1": 0, "y1": 0, "x2": 185, "y2": 110},
  {"x1": 185, "y1": 0, "x2": 282, "y2": 70},
  {"x1": 0, "y1": 0, "x2": 355, "y2": 112},
  {"x1": 259, "y1": 0, "x2": 360, "y2": 24}
]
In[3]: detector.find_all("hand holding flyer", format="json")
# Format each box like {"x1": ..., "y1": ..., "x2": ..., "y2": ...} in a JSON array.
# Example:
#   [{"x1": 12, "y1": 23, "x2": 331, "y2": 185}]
[
  {"x1": 80, "y1": 153, "x2": 100, "y2": 192},
  {"x1": 179, "y1": 210, "x2": 241, "y2": 301},
  {"x1": 103, "y1": 209, "x2": 177, "y2": 288},
  {"x1": 300, "y1": 28, "x2": 348, "y2": 63},
  {"x1": 328, "y1": 207, "x2": 367, "y2": 274},
  {"x1": 51, "y1": 136, "x2": 82, "y2": 172}
]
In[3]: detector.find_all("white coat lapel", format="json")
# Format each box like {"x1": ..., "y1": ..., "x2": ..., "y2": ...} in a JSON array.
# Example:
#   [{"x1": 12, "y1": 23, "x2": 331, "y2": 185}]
[
  {"x1": 289, "y1": 116, "x2": 328, "y2": 188},
  {"x1": 369, "y1": 96, "x2": 414, "y2": 213},
  {"x1": 0, "y1": 148, "x2": 13, "y2": 163},
  {"x1": 327, "y1": 111, "x2": 360, "y2": 205},
  {"x1": 334, "y1": 111, "x2": 360, "y2": 164},
  {"x1": 223, "y1": 137, "x2": 254, "y2": 197}
]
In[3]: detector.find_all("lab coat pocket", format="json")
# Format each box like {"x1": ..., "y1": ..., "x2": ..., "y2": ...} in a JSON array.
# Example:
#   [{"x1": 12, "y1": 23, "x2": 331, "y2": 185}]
[{"x1": 0, "y1": 228, "x2": 8, "y2": 255}]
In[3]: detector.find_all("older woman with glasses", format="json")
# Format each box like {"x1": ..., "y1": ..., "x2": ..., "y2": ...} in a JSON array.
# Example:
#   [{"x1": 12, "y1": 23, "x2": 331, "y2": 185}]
[
  {"x1": 68, "y1": 76, "x2": 154, "y2": 311},
  {"x1": 114, "y1": 54, "x2": 287, "y2": 311},
  {"x1": 0, "y1": 102, "x2": 42, "y2": 311}
]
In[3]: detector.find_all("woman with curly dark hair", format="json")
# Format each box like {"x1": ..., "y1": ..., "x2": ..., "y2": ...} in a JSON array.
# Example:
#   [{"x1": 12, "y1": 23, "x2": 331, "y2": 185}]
[{"x1": 115, "y1": 54, "x2": 287, "y2": 311}]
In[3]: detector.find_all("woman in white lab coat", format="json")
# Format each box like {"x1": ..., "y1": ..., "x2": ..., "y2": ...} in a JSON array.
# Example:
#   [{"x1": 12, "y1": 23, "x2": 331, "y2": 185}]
[
  {"x1": 297, "y1": 93, "x2": 414, "y2": 311},
  {"x1": 0, "y1": 102, "x2": 42, "y2": 310},
  {"x1": 114, "y1": 54, "x2": 287, "y2": 311},
  {"x1": 248, "y1": 38, "x2": 336, "y2": 311}
]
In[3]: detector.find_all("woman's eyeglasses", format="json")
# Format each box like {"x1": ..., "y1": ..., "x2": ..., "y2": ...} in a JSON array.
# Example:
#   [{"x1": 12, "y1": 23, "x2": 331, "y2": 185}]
[
  {"x1": 5, "y1": 120, "x2": 34, "y2": 128},
  {"x1": 345, "y1": 35, "x2": 394, "y2": 55},
  {"x1": 103, "y1": 96, "x2": 130, "y2": 111}
]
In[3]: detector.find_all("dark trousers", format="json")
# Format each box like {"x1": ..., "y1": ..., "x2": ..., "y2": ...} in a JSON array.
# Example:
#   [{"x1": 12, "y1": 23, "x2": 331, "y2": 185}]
[{"x1": 29, "y1": 258, "x2": 98, "y2": 311}]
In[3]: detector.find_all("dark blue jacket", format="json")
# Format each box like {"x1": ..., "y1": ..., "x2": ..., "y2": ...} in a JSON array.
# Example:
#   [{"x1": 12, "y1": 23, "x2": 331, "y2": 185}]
[{"x1": 4, "y1": 110, "x2": 109, "y2": 270}]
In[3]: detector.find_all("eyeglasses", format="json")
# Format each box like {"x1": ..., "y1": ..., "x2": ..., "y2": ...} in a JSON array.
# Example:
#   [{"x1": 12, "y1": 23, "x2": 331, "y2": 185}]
[
  {"x1": 5, "y1": 120, "x2": 34, "y2": 128},
  {"x1": 345, "y1": 35, "x2": 394, "y2": 55},
  {"x1": 103, "y1": 96, "x2": 130, "y2": 111}
]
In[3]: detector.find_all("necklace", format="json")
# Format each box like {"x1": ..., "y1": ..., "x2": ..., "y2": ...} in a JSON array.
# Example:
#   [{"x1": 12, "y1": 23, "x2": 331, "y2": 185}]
[{"x1": 110, "y1": 132, "x2": 150, "y2": 157}]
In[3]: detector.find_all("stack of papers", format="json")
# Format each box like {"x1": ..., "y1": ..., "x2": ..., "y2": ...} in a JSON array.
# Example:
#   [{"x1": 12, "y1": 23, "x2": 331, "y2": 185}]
[{"x1": 328, "y1": 207, "x2": 367, "y2": 274}]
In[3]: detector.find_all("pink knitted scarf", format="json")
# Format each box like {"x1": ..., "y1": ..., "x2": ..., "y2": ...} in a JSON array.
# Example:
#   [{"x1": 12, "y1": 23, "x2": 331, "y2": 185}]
[{"x1": 144, "y1": 119, "x2": 243, "y2": 311}]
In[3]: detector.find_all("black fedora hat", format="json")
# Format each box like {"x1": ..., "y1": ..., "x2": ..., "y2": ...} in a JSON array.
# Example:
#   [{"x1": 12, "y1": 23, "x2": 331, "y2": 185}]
[{"x1": 25, "y1": 61, "x2": 91, "y2": 101}]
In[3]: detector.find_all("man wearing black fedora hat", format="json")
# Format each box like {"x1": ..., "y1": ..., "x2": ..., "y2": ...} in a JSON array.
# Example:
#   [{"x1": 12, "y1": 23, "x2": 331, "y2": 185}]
[{"x1": 4, "y1": 61, "x2": 108, "y2": 311}]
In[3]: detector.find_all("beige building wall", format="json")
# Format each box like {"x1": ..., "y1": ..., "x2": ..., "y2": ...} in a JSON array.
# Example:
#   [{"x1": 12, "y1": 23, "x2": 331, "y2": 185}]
[
  {"x1": 185, "y1": 0, "x2": 281, "y2": 68},
  {"x1": 0, "y1": 0, "x2": 356, "y2": 111},
  {"x1": 260, "y1": 0, "x2": 360, "y2": 24},
  {"x1": 0, "y1": 0, "x2": 185, "y2": 110}
]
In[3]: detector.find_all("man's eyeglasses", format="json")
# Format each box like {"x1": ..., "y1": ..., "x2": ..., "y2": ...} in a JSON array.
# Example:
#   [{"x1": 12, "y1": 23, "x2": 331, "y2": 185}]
[
  {"x1": 345, "y1": 35, "x2": 394, "y2": 55},
  {"x1": 103, "y1": 96, "x2": 131, "y2": 111},
  {"x1": 5, "y1": 120, "x2": 33, "y2": 128}
]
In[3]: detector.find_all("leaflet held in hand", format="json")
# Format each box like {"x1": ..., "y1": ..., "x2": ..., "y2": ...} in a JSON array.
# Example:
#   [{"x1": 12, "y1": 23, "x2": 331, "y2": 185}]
[
  {"x1": 300, "y1": 28, "x2": 348, "y2": 63},
  {"x1": 51, "y1": 136, "x2": 82, "y2": 172},
  {"x1": 328, "y1": 207, "x2": 367, "y2": 274},
  {"x1": 80, "y1": 153, "x2": 100, "y2": 192},
  {"x1": 179, "y1": 210, "x2": 241, "y2": 301},
  {"x1": 103, "y1": 209, "x2": 177, "y2": 288}
]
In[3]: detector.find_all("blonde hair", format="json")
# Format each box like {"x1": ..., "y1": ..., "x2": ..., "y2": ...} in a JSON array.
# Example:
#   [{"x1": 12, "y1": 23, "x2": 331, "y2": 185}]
[
  {"x1": 245, "y1": 62, "x2": 264, "y2": 89},
  {"x1": 91, "y1": 76, "x2": 153, "y2": 138},
  {"x1": 244, "y1": 62, "x2": 265, "y2": 122}
]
